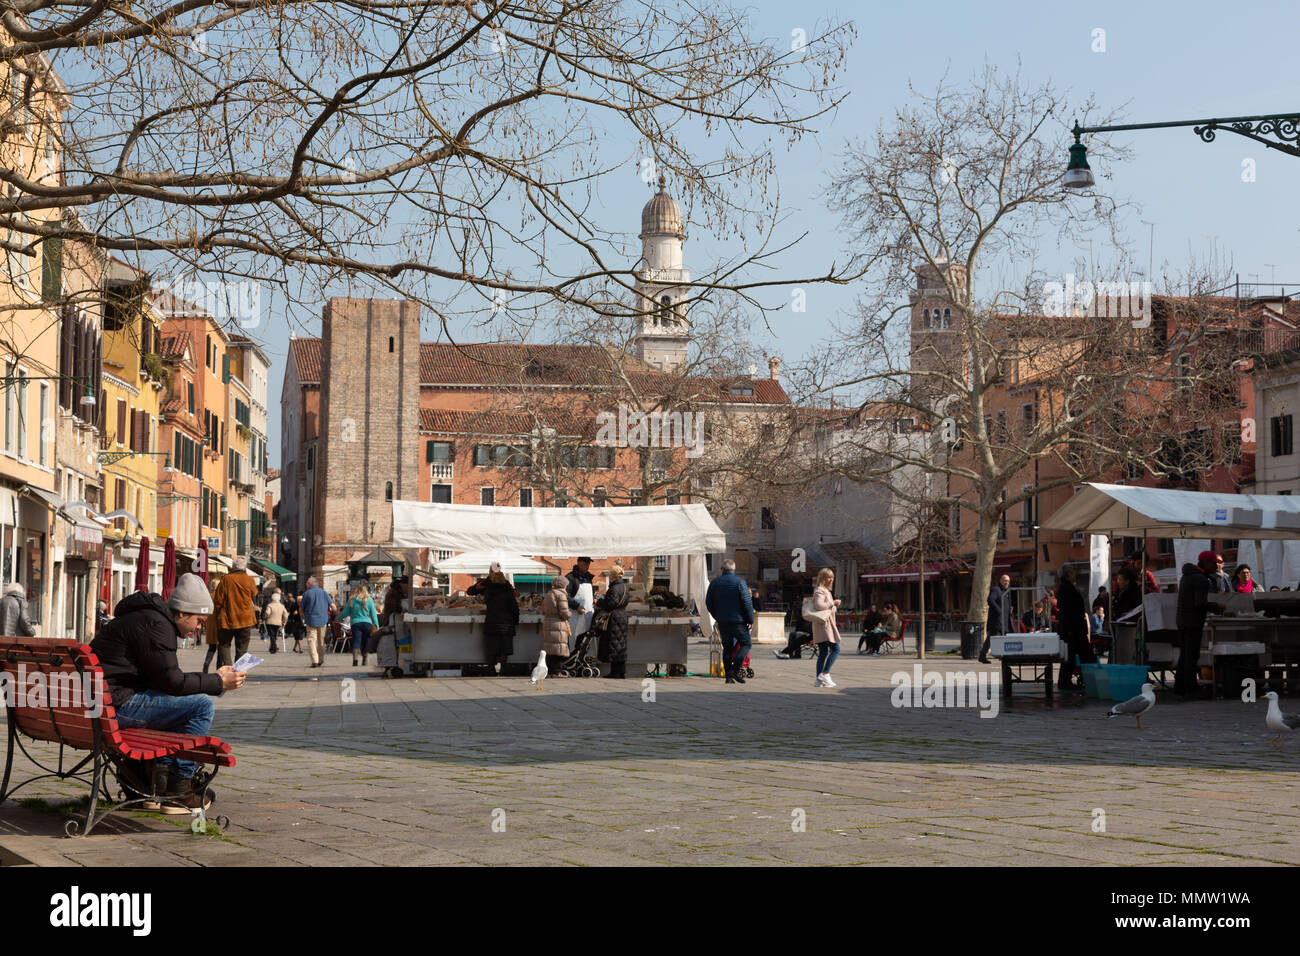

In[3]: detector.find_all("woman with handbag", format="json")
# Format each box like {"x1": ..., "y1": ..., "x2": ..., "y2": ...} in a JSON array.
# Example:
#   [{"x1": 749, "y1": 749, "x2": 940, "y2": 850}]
[
  {"x1": 596, "y1": 564, "x2": 631, "y2": 679},
  {"x1": 542, "y1": 575, "x2": 573, "y2": 677}
]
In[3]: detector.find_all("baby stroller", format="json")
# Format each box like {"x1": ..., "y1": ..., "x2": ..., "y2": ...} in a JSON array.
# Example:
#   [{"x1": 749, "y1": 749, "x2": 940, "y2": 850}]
[{"x1": 559, "y1": 625, "x2": 602, "y2": 678}]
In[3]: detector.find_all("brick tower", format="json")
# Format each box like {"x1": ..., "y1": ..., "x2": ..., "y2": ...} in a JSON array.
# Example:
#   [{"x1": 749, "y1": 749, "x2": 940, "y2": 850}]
[{"x1": 316, "y1": 298, "x2": 421, "y2": 571}]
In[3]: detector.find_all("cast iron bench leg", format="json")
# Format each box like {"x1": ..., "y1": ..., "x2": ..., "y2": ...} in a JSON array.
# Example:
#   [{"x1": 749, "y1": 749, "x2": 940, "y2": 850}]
[
  {"x1": 1045, "y1": 664, "x2": 1053, "y2": 701},
  {"x1": 1002, "y1": 662, "x2": 1012, "y2": 699}
]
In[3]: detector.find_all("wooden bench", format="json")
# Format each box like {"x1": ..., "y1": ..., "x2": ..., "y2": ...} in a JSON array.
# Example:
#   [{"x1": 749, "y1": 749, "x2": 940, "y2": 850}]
[{"x1": 0, "y1": 636, "x2": 235, "y2": 837}]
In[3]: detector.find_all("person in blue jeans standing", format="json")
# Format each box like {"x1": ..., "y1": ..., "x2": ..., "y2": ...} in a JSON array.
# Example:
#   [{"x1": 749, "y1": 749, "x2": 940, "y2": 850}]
[
  {"x1": 808, "y1": 567, "x2": 842, "y2": 687},
  {"x1": 705, "y1": 559, "x2": 754, "y2": 685},
  {"x1": 338, "y1": 583, "x2": 379, "y2": 667},
  {"x1": 90, "y1": 573, "x2": 245, "y2": 813}
]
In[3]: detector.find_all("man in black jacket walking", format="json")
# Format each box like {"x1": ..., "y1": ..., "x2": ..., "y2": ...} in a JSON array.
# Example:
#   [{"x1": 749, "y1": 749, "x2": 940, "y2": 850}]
[
  {"x1": 1175, "y1": 552, "x2": 1214, "y2": 698},
  {"x1": 979, "y1": 574, "x2": 1015, "y2": 664},
  {"x1": 90, "y1": 573, "x2": 245, "y2": 812}
]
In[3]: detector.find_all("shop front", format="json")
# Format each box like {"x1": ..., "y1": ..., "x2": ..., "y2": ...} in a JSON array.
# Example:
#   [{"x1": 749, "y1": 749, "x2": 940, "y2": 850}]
[{"x1": 0, "y1": 484, "x2": 55, "y2": 631}]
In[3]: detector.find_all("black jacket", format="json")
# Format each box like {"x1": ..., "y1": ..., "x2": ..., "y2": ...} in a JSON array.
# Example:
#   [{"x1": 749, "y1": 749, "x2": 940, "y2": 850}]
[
  {"x1": 1176, "y1": 563, "x2": 1211, "y2": 630},
  {"x1": 90, "y1": 592, "x2": 224, "y2": 709},
  {"x1": 1113, "y1": 582, "x2": 1142, "y2": 621},
  {"x1": 987, "y1": 585, "x2": 1015, "y2": 635},
  {"x1": 470, "y1": 579, "x2": 520, "y2": 636},
  {"x1": 1055, "y1": 579, "x2": 1087, "y2": 643},
  {"x1": 565, "y1": 567, "x2": 594, "y2": 610},
  {"x1": 596, "y1": 579, "x2": 630, "y2": 662}
]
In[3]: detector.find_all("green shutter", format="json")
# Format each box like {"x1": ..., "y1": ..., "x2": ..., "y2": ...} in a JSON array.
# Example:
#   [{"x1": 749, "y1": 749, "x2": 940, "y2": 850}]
[
  {"x1": 222, "y1": 353, "x2": 231, "y2": 383},
  {"x1": 41, "y1": 236, "x2": 62, "y2": 303}
]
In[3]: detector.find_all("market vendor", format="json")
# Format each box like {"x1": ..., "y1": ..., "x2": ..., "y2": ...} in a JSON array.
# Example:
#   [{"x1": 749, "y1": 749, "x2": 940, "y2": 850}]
[{"x1": 566, "y1": 557, "x2": 594, "y2": 610}]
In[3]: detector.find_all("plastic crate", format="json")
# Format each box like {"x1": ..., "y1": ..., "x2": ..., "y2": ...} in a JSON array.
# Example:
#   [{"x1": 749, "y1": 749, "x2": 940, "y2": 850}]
[
  {"x1": 1080, "y1": 662, "x2": 1110, "y2": 699},
  {"x1": 1107, "y1": 663, "x2": 1148, "y2": 702}
]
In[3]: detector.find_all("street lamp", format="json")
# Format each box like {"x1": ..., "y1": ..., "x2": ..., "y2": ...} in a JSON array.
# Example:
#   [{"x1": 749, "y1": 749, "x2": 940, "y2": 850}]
[
  {"x1": 99, "y1": 450, "x2": 173, "y2": 472},
  {"x1": 1064, "y1": 112, "x2": 1300, "y2": 188}
]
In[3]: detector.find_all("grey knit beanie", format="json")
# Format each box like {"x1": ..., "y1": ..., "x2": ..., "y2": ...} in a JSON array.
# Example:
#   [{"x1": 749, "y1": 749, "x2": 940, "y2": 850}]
[{"x1": 168, "y1": 573, "x2": 214, "y2": 615}]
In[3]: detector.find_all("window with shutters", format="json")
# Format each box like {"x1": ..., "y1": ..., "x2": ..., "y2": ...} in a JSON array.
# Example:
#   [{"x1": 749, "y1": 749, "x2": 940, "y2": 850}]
[
  {"x1": 187, "y1": 382, "x2": 195, "y2": 414},
  {"x1": 175, "y1": 432, "x2": 182, "y2": 472},
  {"x1": 37, "y1": 384, "x2": 46, "y2": 466},
  {"x1": 117, "y1": 400, "x2": 127, "y2": 445},
  {"x1": 519, "y1": 488, "x2": 532, "y2": 507}
]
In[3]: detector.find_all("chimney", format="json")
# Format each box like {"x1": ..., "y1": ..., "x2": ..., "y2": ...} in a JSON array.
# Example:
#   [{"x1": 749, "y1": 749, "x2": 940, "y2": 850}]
[{"x1": 768, "y1": 356, "x2": 781, "y2": 381}]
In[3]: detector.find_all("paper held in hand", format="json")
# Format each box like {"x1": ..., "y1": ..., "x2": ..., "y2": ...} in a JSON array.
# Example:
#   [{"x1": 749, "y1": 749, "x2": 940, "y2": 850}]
[{"x1": 233, "y1": 653, "x2": 264, "y2": 673}]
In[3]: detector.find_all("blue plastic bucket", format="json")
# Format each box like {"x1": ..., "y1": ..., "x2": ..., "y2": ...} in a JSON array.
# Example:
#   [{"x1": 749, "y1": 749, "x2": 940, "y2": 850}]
[
  {"x1": 1107, "y1": 664, "x2": 1148, "y2": 702},
  {"x1": 1080, "y1": 662, "x2": 1109, "y2": 699}
]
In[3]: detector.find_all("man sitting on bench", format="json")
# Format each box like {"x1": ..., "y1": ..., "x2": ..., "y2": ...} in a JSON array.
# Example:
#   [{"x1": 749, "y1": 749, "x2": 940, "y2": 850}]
[{"x1": 90, "y1": 573, "x2": 245, "y2": 813}]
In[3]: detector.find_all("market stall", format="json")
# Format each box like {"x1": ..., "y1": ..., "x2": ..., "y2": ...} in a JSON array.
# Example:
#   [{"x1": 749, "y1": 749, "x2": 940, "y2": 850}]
[
  {"x1": 1041, "y1": 482, "x2": 1300, "y2": 695},
  {"x1": 391, "y1": 501, "x2": 723, "y2": 675}
]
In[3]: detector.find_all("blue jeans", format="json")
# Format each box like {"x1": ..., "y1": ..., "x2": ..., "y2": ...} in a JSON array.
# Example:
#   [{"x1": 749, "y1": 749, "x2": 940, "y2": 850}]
[
  {"x1": 816, "y1": 641, "x2": 840, "y2": 675},
  {"x1": 718, "y1": 622, "x2": 752, "y2": 674},
  {"x1": 115, "y1": 689, "x2": 216, "y2": 779},
  {"x1": 351, "y1": 622, "x2": 371, "y2": 654}
]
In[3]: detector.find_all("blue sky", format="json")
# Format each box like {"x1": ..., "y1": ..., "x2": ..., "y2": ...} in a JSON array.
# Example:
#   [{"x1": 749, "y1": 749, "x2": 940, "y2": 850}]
[{"x1": 260, "y1": 0, "x2": 1300, "y2": 464}]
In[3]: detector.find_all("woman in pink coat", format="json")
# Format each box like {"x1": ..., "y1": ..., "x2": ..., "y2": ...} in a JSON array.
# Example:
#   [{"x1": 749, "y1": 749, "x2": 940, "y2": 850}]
[
  {"x1": 809, "y1": 567, "x2": 842, "y2": 688},
  {"x1": 542, "y1": 575, "x2": 573, "y2": 677}
]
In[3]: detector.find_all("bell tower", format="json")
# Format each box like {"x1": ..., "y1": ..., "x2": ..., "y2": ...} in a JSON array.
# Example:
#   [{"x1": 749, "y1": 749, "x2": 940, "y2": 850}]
[{"x1": 633, "y1": 175, "x2": 691, "y2": 372}]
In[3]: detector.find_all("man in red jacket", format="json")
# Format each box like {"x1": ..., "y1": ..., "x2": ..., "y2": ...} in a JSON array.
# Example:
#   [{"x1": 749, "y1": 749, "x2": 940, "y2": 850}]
[{"x1": 90, "y1": 573, "x2": 245, "y2": 812}]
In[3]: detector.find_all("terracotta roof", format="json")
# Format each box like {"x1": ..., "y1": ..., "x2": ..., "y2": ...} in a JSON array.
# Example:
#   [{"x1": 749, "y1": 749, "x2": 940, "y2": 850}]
[
  {"x1": 420, "y1": 407, "x2": 597, "y2": 439},
  {"x1": 418, "y1": 342, "x2": 661, "y2": 389},
  {"x1": 160, "y1": 398, "x2": 183, "y2": 414},
  {"x1": 290, "y1": 338, "x2": 323, "y2": 384},
  {"x1": 159, "y1": 331, "x2": 191, "y2": 359},
  {"x1": 267, "y1": 468, "x2": 281, "y2": 479},
  {"x1": 294, "y1": 336, "x2": 787, "y2": 404}
]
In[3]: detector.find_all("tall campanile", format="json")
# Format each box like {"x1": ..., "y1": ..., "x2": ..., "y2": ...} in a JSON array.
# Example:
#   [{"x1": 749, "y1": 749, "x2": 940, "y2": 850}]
[
  {"x1": 317, "y1": 298, "x2": 421, "y2": 564},
  {"x1": 633, "y1": 174, "x2": 691, "y2": 371}
]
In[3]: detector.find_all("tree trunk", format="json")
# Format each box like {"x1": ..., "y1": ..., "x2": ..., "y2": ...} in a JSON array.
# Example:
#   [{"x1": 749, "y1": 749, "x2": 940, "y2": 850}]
[{"x1": 965, "y1": 507, "x2": 1001, "y2": 626}]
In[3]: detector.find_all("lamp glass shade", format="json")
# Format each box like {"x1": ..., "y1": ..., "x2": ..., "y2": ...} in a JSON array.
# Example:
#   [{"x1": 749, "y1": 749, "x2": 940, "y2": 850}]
[{"x1": 1063, "y1": 141, "x2": 1095, "y2": 189}]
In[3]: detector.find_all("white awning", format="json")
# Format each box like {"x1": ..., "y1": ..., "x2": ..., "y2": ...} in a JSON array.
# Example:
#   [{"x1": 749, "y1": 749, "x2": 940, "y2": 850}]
[
  {"x1": 392, "y1": 501, "x2": 727, "y2": 555},
  {"x1": 1041, "y1": 483, "x2": 1300, "y2": 540},
  {"x1": 433, "y1": 551, "x2": 549, "y2": 575}
]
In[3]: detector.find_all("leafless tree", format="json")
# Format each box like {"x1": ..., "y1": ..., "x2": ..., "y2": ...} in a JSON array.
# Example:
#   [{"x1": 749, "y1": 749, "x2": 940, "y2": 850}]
[
  {"x1": 728, "y1": 66, "x2": 1254, "y2": 630},
  {"x1": 1, "y1": 0, "x2": 857, "y2": 351}
]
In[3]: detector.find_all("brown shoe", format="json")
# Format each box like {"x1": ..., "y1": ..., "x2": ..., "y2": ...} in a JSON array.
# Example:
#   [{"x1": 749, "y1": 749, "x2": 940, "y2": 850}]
[{"x1": 157, "y1": 773, "x2": 215, "y2": 815}]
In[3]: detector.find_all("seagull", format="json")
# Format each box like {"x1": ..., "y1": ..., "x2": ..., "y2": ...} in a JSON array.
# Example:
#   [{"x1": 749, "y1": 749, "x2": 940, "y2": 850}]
[
  {"x1": 1263, "y1": 692, "x2": 1300, "y2": 747},
  {"x1": 1107, "y1": 682, "x2": 1156, "y2": 729},
  {"x1": 530, "y1": 649, "x2": 548, "y2": 691}
]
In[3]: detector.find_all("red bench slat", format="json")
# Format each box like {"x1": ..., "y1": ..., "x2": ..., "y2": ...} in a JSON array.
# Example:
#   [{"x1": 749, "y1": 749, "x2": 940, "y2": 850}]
[{"x1": 0, "y1": 635, "x2": 234, "y2": 769}]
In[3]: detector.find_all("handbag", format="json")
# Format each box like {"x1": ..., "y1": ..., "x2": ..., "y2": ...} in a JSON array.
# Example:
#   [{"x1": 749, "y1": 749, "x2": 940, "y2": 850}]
[{"x1": 592, "y1": 610, "x2": 612, "y2": 634}]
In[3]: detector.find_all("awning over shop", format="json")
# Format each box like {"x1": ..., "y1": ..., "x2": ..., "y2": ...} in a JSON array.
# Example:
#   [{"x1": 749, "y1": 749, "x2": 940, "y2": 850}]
[
  {"x1": 19, "y1": 483, "x2": 64, "y2": 510},
  {"x1": 1040, "y1": 483, "x2": 1300, "y2": 539},
  {"x1": 251, "y1": 557, "x2": 297, "y2": 582},
  {"x1": 862, "y1": 559, "x2": 963, "y2": 583}
]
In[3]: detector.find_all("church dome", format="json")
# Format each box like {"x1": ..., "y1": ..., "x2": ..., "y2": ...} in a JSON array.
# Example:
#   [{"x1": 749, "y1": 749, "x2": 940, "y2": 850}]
[{"x1": 640, "y1": 174, "x2": 685, "y2": 239}]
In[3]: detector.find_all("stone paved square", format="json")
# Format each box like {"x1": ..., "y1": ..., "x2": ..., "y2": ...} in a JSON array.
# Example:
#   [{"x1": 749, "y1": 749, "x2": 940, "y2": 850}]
[{"x1": 2, "y1": 636, "x2": 1298, "y2": 867}]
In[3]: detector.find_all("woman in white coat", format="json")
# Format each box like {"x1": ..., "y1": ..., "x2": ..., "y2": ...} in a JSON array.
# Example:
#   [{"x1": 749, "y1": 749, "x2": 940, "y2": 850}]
[{"x1": 807, "y1": 567, "x2": 842, "y2": 687}]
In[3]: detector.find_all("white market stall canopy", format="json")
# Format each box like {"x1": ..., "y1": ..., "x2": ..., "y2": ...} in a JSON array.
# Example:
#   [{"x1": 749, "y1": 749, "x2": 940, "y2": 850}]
[
  {"x1": 1041, "y1": 483, "x2": 1300, "y2": 539},
  {"x1": 393, "y1": 501, "x2": 727, "y2": 555},
  {"x1": 433, "y1": 551, "x2": 549, "y2": 575}
]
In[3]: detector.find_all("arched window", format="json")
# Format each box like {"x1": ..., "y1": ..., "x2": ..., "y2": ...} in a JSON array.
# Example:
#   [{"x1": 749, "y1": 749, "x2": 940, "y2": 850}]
[
  {"x1": 388, "y1": 336, "x2": 395, "y2": 353},
  {"x1": 659, "y1": 294, "x2": 673, "y2": 325},
  {"x1": 943, "y1": 308, "x2": 952, "y2": 328},
  {"x1": 385, "y1": 481, "x2": 393, "y2": 501},
  {"x1": 922, "y1": 309, "x2": 931, "y2": 329}
]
